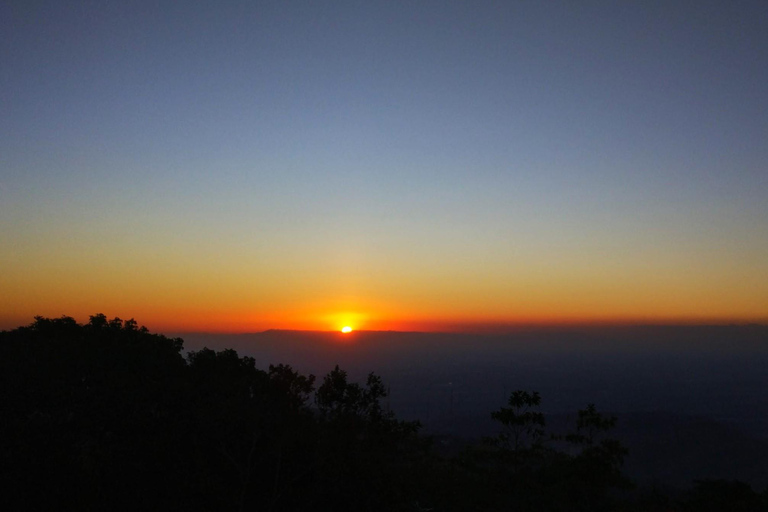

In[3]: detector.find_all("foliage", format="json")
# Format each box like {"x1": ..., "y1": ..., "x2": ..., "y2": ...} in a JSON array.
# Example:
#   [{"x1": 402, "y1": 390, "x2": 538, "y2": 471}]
[
  {"x1": 478, "y1": 391, "x2": 632, "y2": 511},
  {"x1": 2, "y1": 315, "x2": 763, "y2": 511},
  {"x1": 0, "y1": 316, "x2": 427, "y2": 511},
  {"x1": 489, "y1": 389, "x2": 546, "y2": 453},
  {"x1": 0, "y1": 315, "x2": 190, "y2": 510}
]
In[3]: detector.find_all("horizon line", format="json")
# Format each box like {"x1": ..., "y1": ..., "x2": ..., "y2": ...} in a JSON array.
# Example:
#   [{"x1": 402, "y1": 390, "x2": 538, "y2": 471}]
[{"x1": 165, "y1": 321, "x2": 768, "y2": 337}]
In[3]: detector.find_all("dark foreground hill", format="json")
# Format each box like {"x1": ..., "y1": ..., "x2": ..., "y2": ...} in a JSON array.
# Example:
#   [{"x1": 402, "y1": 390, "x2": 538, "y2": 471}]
[{"x1": 2, "y1": 316, "x2": 767, "y2": 511}]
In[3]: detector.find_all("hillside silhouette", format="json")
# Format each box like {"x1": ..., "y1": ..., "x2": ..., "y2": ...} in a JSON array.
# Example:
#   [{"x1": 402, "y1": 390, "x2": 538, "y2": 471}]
[{"x1": 2, "y1": 316, "x2": 767, "y2": 511}]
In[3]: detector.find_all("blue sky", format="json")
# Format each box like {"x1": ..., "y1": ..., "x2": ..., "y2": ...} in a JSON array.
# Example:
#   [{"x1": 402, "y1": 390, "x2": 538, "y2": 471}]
[{"x1": 2, "y1": 0, "x2": 767, "y2": 330}]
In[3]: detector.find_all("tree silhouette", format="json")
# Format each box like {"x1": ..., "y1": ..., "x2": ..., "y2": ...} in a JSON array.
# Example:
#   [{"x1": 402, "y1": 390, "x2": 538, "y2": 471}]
[
  {"x1": 5, "y1": 314, "x2": 759, "y2": 511},
  {"x1": 0, "y1": 315, "x2": 191, "y2": 510},
  {"x1": 489, "y1": 390, "x2": 546, "y2": 453}
]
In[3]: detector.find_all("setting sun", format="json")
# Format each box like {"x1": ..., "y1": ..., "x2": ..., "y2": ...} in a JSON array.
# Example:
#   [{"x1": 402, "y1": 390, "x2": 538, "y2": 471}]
[{"x1": 341, "y1": 326, "x2": 353, "y2": 333}]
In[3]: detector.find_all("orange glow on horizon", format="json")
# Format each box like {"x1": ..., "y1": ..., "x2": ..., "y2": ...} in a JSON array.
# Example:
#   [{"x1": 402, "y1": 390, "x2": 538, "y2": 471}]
[
  {"x1": 1, "y1": 291, "x2": 767, "y2": 336},
  {"x1": 42, "y1": 312, "x2": 768, "y2": 335},
  {"x1": 1, "y1": 309, "x2": 766, "y2": 334}
]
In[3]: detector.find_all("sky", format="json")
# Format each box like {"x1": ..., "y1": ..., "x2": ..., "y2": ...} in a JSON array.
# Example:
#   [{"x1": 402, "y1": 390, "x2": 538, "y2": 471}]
[{"x1": 2, "y1": 0, "x2": 767, "y2": 332}]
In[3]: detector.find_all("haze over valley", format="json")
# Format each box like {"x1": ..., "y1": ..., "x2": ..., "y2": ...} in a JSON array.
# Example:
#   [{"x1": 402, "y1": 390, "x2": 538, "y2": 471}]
[{"x1": 180, "y1": 324, "x2": 768, "y2": 487}]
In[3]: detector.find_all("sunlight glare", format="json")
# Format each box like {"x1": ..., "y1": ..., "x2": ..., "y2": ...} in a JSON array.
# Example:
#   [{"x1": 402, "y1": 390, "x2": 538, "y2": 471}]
[{"x1": 341, "y1": 326, "x2": 353, "y2": 333}]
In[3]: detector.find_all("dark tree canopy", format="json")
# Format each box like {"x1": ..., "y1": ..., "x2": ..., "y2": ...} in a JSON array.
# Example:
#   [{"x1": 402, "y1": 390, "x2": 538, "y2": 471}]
[
  {"x1": 0, "y1": 316, "x2": 427, "y2": 511},
  {"x1": 2, "y1": 315, "x2": 764, "y2": 511}
]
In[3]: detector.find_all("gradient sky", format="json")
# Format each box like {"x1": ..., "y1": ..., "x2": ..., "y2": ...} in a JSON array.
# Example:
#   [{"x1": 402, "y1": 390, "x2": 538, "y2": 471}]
[{"x1": 2, "y1": 1, "x2": 767, "y2": 332}]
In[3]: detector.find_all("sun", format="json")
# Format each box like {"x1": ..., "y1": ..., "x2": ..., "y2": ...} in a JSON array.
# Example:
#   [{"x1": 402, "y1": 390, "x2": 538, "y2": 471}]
[{"x1": 341, "y1": 326, "x2": 353, "y2": 333}]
